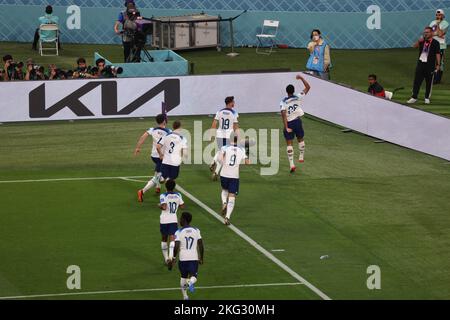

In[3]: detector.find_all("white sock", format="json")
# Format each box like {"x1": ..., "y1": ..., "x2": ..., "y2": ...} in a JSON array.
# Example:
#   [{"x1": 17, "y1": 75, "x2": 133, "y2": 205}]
[
  {"x1": 221, "y1": 190, "x2": 229, "y2": 206},
  {"x1": 168, "y1": 241, "x2": 175, "y2": 260},
  {"x1": 161, "y1": 242, "x2": 168, "y2": 261},
  {"x1": 298, "y1": 141, "x2": 305, "y2": 160},
  {"x1": 155, "y1": 172, "x2": 161, "y2": 189},
  {"x1": 226, "y1": 196, "x2": 235, "y2": 219},
  {"x1": 143, "y1": 180, "x2": 155, "y2": 193},
  {"x1": 188, "y1": 276, "x2": 197, "y2": 286},
  {"x1": 180, "y1": 278, "x2": 189, "y2": 299},
  {"x1": 287, "y1": 146, "x2": 294, "y2": 167}
]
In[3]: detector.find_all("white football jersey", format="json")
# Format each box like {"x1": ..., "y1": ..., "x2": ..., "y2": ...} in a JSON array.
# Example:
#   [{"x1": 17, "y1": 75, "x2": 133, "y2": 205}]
[
  {"x1": 175, "y1": 226, "x2": 202, "y2": 261},
  {"x1": 146, "y1": 127, "x2": 171, "y2": 158},
  {"x1": 219, "y1": 144, "x2": 247, "y2": 179},
  {"x1": 214, "y1": 108, "x2": 239, "y2": 139},
  {"x1": 280, "y1": 93, "x2": 306, "y2": 122},
  {"x1": 161, "y1": 131, "x2": 188, "y2": 166},
  {"x1": 159, "y1": 192, "x2": 184, "y2": 224}
]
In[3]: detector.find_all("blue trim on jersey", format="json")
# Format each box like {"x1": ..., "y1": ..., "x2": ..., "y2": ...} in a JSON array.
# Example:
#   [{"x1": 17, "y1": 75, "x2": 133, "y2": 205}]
[
  {"x1": 153, "y1": 127, "x2": 171, "y2": 134},
  {"x1": 177, "y1": 225, "x2": 199, "y2": 232},
  {"x1": 219, "y1": 107, "x2": 236, "y2": 114}
]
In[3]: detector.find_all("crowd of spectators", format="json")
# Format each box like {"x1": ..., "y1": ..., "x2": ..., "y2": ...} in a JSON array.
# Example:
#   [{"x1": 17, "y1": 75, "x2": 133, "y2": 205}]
[{"x1": 0, "y1": 56, "x2": 122, "y2": 82}]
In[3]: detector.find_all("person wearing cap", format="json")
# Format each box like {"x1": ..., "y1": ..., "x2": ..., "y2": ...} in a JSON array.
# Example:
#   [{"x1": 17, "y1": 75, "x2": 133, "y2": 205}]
[
  {"x1": 32, "y1": 5, "x2": 60, "y2": 50},
  {"x1": 429, "y1": 9, "x2": 448, "y2": 84}
]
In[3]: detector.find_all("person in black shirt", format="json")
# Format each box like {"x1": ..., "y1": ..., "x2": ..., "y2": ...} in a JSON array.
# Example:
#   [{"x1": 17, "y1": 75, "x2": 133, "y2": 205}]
[{"x1": 407, "y1": 27, "x2": 441, "y2": 105}]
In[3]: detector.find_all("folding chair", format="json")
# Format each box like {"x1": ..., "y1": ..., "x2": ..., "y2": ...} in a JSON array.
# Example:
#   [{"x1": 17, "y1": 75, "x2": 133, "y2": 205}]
[
  {"x1": 256, "y1": 20, "x2": 279, "y2": 55},
  {"x1": 39, "y1": 24, "x2": 59, "y2": 56}
]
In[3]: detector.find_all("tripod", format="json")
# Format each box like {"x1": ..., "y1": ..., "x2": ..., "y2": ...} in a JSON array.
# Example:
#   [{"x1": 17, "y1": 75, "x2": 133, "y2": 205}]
[{"x1": 126, "y1": 32, "x2": 154, "y2": 63}]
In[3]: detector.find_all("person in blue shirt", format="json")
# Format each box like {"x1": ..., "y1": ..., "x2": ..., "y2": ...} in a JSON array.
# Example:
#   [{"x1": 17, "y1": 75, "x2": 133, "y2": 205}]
[
  {"x1": 32, "y1": 5, "x2": 60, "y2": 50},
  {"x1": 114, "y1": 1, "x2": 140, "y2": 62}
]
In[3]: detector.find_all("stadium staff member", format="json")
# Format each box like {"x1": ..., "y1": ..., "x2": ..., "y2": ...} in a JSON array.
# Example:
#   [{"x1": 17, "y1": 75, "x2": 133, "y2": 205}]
[
  {"x1": 429, "y1": 9, "x2": 448, "y2": 84},
  {"x1": 114, "y1": 0, "x2": 139, "y2": 62},
  {"x1": 306, "y1": 29, "x2": 331, "y2": 80},
  {"x1": 32, "y1": 5, "x2": 60, "y2": 51},
  {"x1": 407, "y1": 27, "x2": 441, "y2": 105},
  {"x1": 367, "y1": 74, "x2": 386, "y2": 98}
]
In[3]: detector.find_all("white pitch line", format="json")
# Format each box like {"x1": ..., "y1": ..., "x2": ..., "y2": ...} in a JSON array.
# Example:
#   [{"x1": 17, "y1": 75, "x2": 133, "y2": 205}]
[
  {"x1": 0, "y1": 176, "x2": 150, "y2": 184},
  {"x1": 175, "y1": 185, "x2": 332, "y2": 300},
  {"x1": 0, "y1": 175, "x2": 331, "y2": 300},
  {"x1": 271, "y1": 249, "x2": 286, "y2": 252},
  {"x1": 0, "y1": 282, "x2": 302, "y2": 300}
]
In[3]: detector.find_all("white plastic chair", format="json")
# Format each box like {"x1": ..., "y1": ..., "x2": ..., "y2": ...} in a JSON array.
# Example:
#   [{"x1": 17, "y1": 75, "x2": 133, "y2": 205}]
[
  {"x1": 39, "y1": 24, "x2": 59, "y2": 56},
  {"x1": 256, "y1": 20, "x2": 279, "y2": 55}
]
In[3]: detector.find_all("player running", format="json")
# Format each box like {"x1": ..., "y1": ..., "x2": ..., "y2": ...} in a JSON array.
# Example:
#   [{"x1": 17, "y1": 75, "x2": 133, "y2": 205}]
[
  {"x1": 173, "y1": 211, "x2": 204, "y2": 300},
  {"x1": 158, "y1": 179, "x2": 185, "y2": 270},
  {"x1": 280, "y1": 74, "x2": 311, "y2": 173},
  {"x1": 157, "y1": 120, "x2": 188, "y2": 181},
  {"x1": 135, "y1": 114, "x2": 171, "y2": 202},
  {"x1": 209, "y1": 96, "x2": 240, "y2": 181},
  {"x1": 219, "y1": 134, "x2": 249, "y2": 226}
]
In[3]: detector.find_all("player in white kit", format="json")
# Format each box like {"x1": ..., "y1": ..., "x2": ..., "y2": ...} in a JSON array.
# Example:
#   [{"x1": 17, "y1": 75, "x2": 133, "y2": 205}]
[
  {"x1": 219, "y1": 134, "x2": 249, "y2": 225},
  {"x1": 209, "y1": 96, "x2": 240, "y2": 181},
  {"x1": 157, "y1": 120, "x2": 188, "y2": 181},
  {"x1": 173, "y1": 212, "x2": 204, "y2": 300},
  {"x1": 135, "y1": 114, "x2": 171, "y2": 202},
  {"x1": 280, "y1": 74, "x2": 311, "y2": 173},
  {"x1": 158, "y1": 179, "x2": 185, "y2": 270}
]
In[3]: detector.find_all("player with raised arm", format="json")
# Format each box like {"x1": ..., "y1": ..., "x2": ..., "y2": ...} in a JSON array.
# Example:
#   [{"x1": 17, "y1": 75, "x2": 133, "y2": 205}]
[
  {"x1": 219, "y1": 134, "x2": 250, "y2": 226},
  {"x1": 280, "y1": 74, "x2": 311, "y2": 173},
  {"x1": 158, "y1": 179, "x2": 185, "y2": 270},
  {"x1": 173, "y1": 211, "x2": 204, "y2": 300},
  {"x1": 135, "y1": 114, "x2": 171, "y2": 202},
  {"x1": 209, "y1": 96, "x2": 240, "y2": 181},
  {"x1": 157, "y1": 120, "x2": 188, "y2": 181}
]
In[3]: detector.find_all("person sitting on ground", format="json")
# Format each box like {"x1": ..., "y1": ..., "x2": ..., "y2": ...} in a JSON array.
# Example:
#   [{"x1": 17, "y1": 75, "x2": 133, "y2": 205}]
[
  {"x1": 32, "y1": 5, "x2": 60, "y2": 51},
  {"x1": 367, "y1": 74, "x2": 386, "y2": 98}
]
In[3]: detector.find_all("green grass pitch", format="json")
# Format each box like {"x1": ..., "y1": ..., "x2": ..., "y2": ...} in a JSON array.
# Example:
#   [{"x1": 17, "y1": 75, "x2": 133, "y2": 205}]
[{"x1": 0, "y1": 114, "x2": 449, "y2": 300}]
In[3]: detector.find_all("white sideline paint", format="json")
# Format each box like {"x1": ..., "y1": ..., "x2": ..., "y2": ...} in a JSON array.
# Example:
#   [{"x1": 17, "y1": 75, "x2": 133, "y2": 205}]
[
  {"x1": 175, "y1": 185, "x2": 331, "y2": 300},
  {"x1": 0, "y1": 175, "x2": 331, "y2": 300},
  {"x1": 0, "y1": 282, "x2": 302, "y2": 300}
]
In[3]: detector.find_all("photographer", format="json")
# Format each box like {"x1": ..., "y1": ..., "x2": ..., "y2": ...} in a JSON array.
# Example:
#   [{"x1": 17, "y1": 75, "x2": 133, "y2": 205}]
[
  {"x1": 72, "y1": 57, "x2": 95, "y2": 79},
  {"x1": 114, "y1": 1, "x2": 142, "y2": 62},
  {"x1": 2, "y1": 55, "x2": 22, "y2": 81},
  {"x1": 25, "y1": 58, "x2": 46, "y2": 81},
  {"x1": 48, "y1": 64, "x2": 67, "y2": 80}
]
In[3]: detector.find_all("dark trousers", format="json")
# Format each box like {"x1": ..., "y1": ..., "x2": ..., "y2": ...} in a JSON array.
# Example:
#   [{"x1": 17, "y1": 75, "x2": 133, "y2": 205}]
[
  {"x1": 123, "y1": 41, "x2": 132, "y2": 62},
  {"x1": 434, "y1": 49, "x2": 445, "y2": 84},
  {"x1": 412, "y1": 62, "x2": 434, "y2": 99}
]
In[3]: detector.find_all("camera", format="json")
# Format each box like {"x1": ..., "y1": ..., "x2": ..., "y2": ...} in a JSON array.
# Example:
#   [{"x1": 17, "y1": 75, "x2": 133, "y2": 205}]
[
  {"x1": 10, "y1": 61, "x2": 24, "y2": 69},
  {"x1": 101, "y1": 65, "x2": 123, "y2": 78},
  {"x1": 127, "y1": 9, "x2": 140, "y2": 20}
]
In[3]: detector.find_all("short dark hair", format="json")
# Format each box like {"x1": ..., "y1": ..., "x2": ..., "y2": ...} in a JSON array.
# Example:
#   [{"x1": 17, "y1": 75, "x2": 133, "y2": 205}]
[
  {"x1": 2, "y1": 54, "x2": 12, "y2": 62},
  {"x1": 368, "y1": 74, "x2": 377, "y2": 80},
  {"x1": 155, "y1": 114, "x2": 166, "y2": 124},
  {"x1": 173, "y1": 120, "x2": 181, "y2": 130},
  {"x1": 310, "y1": 29, "x2": 321, "y2": 39},
  {"x1": 45, "y1": 5, "x2": 53, "y2": 14},
  {"x1": 181, "y1": 211, "x2": 192, "y2": 224},
  {"x1": 286, "y1": 84, "x2": 295, "y2": 95},
  {"x1": 77, "y1": 57, "x2": 86, "y2": 65},
  {"x1": 165, "y1": 179, "x2": 176, "y2": 191},
  {"x1": 424, "y1": 26, "x2": 433, "y2": 31},
  {"x1": 225, "y1": 96, "x2": 234, "y2": 105},
  {"x1": 95, "y1": 58, "x2": 105, "y2": 66}
]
